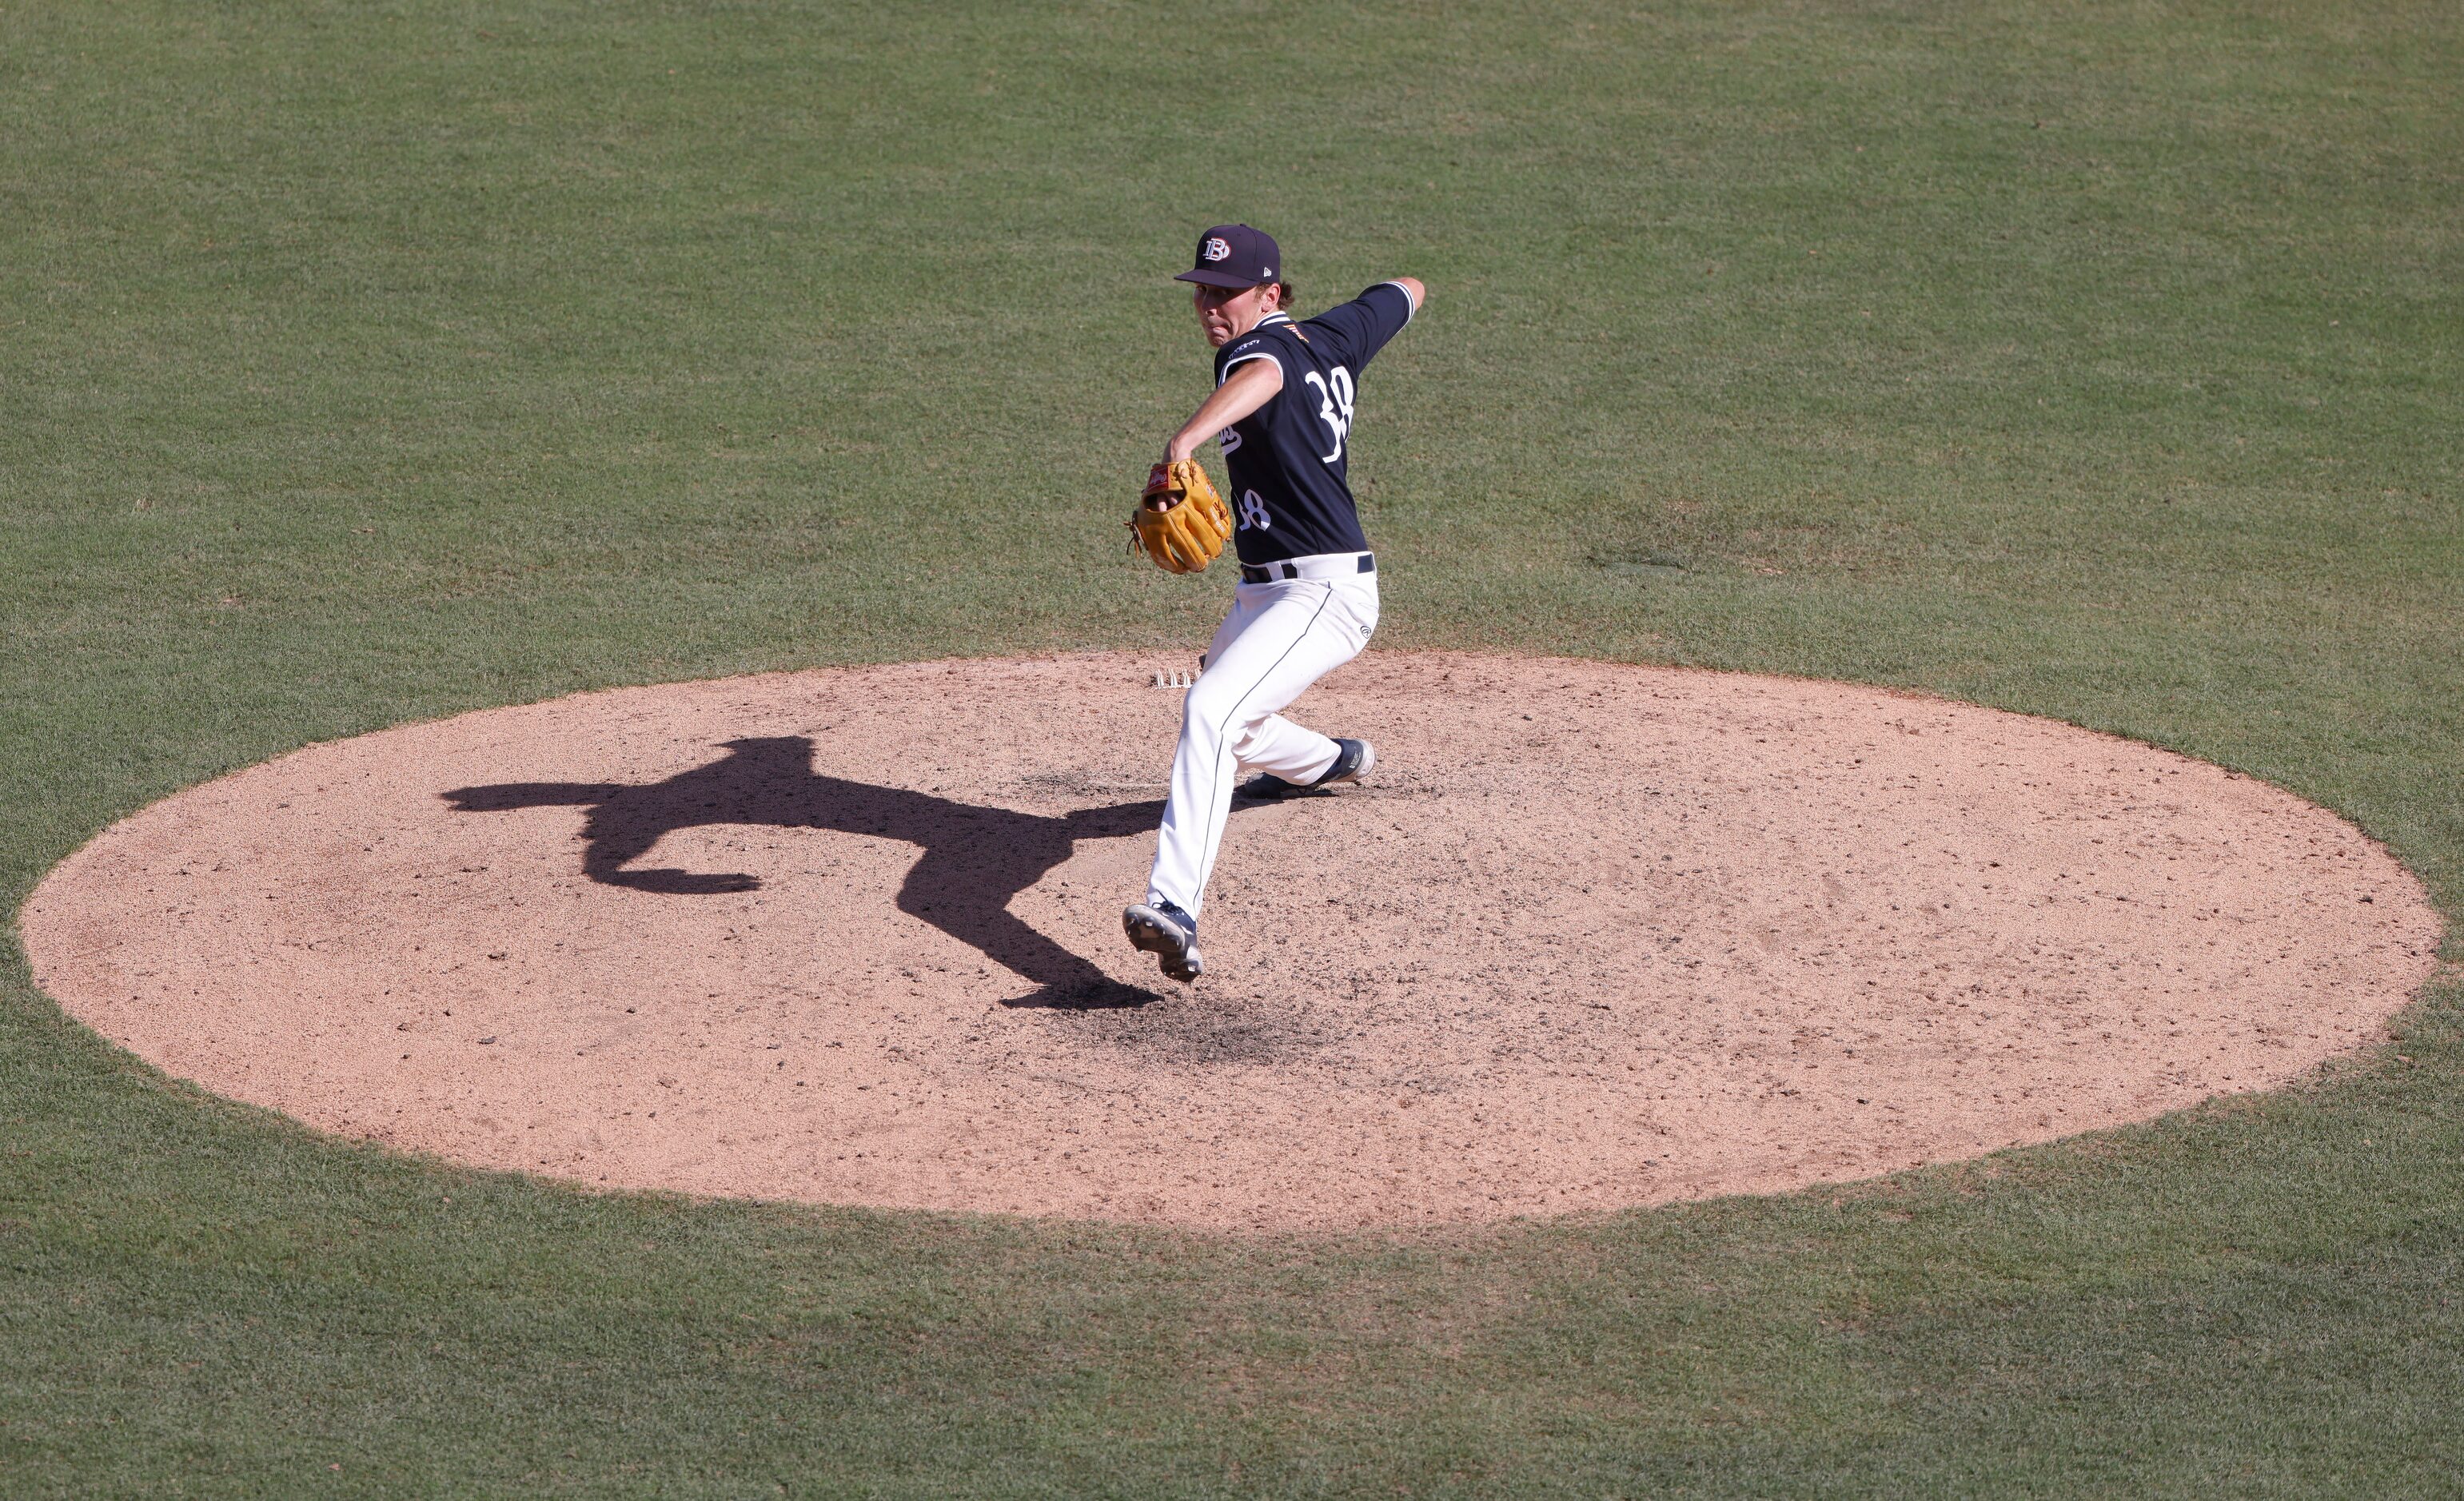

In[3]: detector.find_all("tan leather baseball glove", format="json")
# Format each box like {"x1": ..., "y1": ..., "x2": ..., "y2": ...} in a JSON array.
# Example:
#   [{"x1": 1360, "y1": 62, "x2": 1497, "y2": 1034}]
[{"x1": 1128, "y1": 459, "x2": 1234, "y2": 574}]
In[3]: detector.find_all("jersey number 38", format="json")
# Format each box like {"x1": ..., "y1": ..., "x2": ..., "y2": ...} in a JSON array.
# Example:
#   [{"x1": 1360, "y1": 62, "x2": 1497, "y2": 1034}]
[{"x1": 1303, "y1": 366, "x2": 1357, "y2": 463}]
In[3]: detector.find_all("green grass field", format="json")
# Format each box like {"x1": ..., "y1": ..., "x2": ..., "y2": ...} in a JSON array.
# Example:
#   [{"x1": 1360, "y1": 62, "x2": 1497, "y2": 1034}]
[{"x1": 5, "y1": 0, "x2": 2460, "y2": 1492}]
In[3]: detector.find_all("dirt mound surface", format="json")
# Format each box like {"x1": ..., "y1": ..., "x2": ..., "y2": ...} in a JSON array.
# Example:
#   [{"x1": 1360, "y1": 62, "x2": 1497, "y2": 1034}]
[{"x1": 20, "y1": 653, "x2": 2440, "y2": 1229}]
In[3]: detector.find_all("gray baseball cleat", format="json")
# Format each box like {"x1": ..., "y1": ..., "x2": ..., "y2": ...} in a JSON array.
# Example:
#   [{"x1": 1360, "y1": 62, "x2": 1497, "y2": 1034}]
[
  {"x1": 1122, "y1": 901, "x2": 1203, "y2": 982},
  {"x1": 1236, "y1": 738, "x2": 1376, "y2": 802}
]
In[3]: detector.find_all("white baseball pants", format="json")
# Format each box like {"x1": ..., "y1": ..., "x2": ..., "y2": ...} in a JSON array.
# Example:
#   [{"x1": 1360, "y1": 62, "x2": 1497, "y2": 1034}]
[{"x1": 1147, "y1": 564, "x2": 1379, "y2": 919}]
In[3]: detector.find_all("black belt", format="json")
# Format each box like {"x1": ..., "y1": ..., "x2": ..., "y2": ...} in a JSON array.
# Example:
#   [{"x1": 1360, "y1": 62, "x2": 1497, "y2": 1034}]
[{"x1": 1239, "y1": 554, "x2": 1376, "y2": 584}]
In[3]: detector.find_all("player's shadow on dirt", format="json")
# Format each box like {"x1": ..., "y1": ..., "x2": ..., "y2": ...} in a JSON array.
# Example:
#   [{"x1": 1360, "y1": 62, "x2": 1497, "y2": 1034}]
[{"x1": 443, "y1": 736, "x2": 1246, "y2": 1010}]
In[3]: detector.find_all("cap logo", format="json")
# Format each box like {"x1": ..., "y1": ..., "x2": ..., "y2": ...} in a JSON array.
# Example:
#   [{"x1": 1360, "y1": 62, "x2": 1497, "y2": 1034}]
[{"x1": 1202, "y1": 237, "x2": 1231, "y2": 262}]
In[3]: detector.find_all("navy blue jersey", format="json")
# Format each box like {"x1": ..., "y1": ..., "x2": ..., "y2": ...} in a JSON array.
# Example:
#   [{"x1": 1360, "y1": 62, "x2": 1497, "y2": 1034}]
[{"x1": 1210, "y1": 281, "x2": 1417, "y2": 566}]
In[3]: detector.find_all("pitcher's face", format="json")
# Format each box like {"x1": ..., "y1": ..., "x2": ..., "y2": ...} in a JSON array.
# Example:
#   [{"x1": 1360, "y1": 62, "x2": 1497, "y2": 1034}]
[{"x1": 1193, "y1": 281, "x2": 1279, "y2": 347}]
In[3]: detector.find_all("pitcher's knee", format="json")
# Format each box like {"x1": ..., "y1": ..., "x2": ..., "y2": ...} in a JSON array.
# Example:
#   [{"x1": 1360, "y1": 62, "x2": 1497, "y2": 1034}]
[
  {"x1": 1227, "y1": 716, "x2": 1278, "y2": 763},
  {"x1": 1182, "y1": 678, "x2": 1258, "y2": 739}
]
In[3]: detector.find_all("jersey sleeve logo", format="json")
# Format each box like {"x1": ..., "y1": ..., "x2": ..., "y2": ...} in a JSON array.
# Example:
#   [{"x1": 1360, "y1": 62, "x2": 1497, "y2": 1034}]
[{"x1": 1217, "y1": 338, "x2": 1277, "y2": 386}]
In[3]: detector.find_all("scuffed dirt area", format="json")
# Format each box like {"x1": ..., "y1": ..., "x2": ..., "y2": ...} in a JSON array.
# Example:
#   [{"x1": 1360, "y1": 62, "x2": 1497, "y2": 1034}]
[{"x1": 19, "y1": 652, "x2": 2441, "y2": 1230}]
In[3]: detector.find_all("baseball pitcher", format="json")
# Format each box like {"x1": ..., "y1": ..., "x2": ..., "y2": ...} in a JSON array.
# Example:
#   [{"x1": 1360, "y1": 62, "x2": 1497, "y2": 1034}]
[{"x1": 1123, "y1": 223, "x2": 1425, "y2": 981}]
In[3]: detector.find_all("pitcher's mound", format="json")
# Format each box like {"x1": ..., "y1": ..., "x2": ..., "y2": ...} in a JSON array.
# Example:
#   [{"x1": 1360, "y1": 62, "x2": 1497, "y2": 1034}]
[{"x1": 20, "y1": 653, "x2": 2439, "y2": 1230}]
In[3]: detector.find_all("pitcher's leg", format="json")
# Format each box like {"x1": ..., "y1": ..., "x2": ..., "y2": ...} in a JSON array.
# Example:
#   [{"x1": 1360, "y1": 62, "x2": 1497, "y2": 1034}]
[
  {"x1": 1147, "y1": 582, "x2": 1362, "y2": 919},
  {"x1": 1226, "y1": 572, "x2": 1383, "y2": 799},
  {"x1": 1142, "y1": 591, "x2": 1264, "y2": 920},
  {"x1": 1231, "y1": 712, "x2": 1342, "y2": 785}
]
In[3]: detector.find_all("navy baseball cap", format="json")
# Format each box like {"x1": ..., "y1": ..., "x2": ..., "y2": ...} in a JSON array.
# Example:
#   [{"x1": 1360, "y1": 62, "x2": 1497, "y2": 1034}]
[{"x1": 1175, "y1": 224, "x2": 1281, "y2": 289}]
